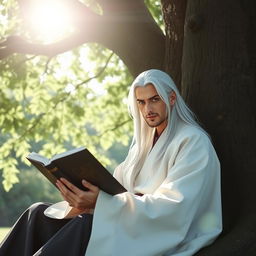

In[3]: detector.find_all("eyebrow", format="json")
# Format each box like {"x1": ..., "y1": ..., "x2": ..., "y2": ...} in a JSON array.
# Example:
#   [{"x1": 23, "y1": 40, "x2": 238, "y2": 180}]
[{"x1": 136, "y1": 94, "x2": 160, "y2": 101}]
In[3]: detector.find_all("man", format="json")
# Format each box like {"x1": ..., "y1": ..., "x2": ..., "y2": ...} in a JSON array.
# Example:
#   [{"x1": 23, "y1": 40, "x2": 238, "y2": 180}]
[{"x1": 0, "y1": 69, "x2": 222, "y2": 256}]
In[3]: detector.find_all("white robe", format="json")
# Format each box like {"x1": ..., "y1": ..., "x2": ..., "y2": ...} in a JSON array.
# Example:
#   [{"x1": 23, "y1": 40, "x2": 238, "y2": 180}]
[{"x1": 85, "y1": 123, "x2": 222, "y2": 256}]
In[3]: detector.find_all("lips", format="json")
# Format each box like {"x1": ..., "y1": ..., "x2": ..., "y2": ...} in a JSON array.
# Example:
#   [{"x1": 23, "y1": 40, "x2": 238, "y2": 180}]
[{"x1": 146, "y1": 114, "x2": 158, "y2": 119}]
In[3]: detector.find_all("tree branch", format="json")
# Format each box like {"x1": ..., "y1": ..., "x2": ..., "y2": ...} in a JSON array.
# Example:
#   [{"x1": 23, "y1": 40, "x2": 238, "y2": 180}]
[
  {"x1": 75, "y1": 52, "x2": 114, "y2": 88},
  {"x1": 97, "y1": 119, "x2": 132, "y2": 137},
  {"x1": 13, "y1": 51, "x2": 114, "y2": 143},
  {"x1": 42, "y1": 57, "x2": 53, "y2": 76},
  {"x1": 1, "y1": 0, "x2": 165, "y2": 77},
  {"x1": 50, "y1": 51, "x2": 114, "y2": 110},
  {"x1": 0, "y1": 33, "x2": 89, "y2": 59},
  {"x1": 97, "y1": 0, "x2": 149, "y2": 15}
]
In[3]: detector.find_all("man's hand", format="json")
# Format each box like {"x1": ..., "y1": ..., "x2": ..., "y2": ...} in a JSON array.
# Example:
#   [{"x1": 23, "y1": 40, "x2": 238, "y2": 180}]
[{"x1": 56, "y1": 178, "x2": 100, "y2": 213}]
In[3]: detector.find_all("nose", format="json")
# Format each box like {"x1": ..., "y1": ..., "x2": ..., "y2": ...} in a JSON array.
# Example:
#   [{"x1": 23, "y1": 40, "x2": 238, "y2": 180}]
[{"x1": 145, "y1": 102, "x2": 153, "y2": 114}]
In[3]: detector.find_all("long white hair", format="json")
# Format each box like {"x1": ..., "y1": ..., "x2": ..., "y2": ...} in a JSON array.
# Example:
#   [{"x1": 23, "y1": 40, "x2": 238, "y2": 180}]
[{"x1": 124, "y1": 69, "x2": 207, "y2": 176}]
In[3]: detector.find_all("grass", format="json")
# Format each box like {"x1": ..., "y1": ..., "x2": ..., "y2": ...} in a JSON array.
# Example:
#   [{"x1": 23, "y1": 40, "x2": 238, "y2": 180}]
[{"x1": 0, "y1": 227, "x2": 10, "y2": 243}]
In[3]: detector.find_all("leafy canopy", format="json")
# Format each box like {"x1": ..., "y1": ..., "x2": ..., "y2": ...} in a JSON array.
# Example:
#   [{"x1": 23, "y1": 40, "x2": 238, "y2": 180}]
[{"x1": 0, "y1": 0, "x2": 163, "y2": 191}]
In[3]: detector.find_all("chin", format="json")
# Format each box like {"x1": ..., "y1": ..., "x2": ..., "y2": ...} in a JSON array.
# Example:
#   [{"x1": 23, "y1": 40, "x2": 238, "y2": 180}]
[{"x1": 146, "y1": 122, "x2": 159, "y2": 128}]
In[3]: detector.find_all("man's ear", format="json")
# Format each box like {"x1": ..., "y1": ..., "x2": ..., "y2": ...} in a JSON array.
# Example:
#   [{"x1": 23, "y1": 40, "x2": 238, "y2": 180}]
[{"x1": 170, "y1": 91, "x2": 176, "y2": 106}]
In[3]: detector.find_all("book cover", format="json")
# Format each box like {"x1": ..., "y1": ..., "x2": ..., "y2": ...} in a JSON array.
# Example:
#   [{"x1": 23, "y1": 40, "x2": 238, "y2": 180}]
[{"x1": 27, "y1": 147, "x2": 127, "y2": 195}]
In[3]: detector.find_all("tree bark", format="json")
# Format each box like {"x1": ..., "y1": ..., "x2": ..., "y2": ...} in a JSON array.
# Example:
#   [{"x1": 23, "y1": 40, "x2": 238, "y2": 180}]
[
  {"x1": 182, "y1": 0, "x2": 256, "y2": 233},
  {"x1": 161, "y1": 0, "x2": 187, "y2": 89}
]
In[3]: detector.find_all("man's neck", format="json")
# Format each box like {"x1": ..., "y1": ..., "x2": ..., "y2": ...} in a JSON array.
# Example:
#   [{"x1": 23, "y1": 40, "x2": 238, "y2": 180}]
[
  {"x1": 152, "y1": 130, "x2": 160, "y2": 147},
  {"x1": 156, "y1": 119, "x2": 167, "y2": 135}
]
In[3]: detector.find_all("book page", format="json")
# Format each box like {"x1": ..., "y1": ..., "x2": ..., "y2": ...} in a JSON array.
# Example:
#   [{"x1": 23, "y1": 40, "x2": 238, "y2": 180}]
[
  {"x1": 27, "y1": 152, "x2": 51, "y2": 166},
  {"x1": 51, "y1": 146, "x2": 86, "y2": 162},
  {"x1": 27, "y1": 147, "x2": 85, "y2": 166}
]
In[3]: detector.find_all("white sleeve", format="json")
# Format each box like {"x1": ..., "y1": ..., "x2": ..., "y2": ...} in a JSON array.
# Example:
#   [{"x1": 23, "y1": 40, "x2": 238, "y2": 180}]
[{"x1": 85, "y1": 135, "x2": 222, "y2": 256}]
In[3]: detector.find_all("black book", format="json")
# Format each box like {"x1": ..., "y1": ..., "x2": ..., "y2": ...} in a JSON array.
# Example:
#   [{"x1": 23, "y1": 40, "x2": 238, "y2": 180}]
[{"x1": 26, "y1": 147, "x2": 126, "y2": 195}]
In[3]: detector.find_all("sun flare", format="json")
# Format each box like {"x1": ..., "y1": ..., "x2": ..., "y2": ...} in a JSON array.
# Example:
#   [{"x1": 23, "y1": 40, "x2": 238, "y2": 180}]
[{"x1": 26, "y1": 0, "x2": 74, "y2": 43}]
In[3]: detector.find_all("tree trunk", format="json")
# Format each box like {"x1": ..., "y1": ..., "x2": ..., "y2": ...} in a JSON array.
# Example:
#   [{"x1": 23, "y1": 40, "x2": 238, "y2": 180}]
[
  {"x1": 1, "y1": 0, "x2": 256, "y2": 253},
  {"x1": 177, "y1": 0, "x2": 256, "y2": 253},
  {"x1": 161, "y1": 0, "x2": 187, "y2": 89}
]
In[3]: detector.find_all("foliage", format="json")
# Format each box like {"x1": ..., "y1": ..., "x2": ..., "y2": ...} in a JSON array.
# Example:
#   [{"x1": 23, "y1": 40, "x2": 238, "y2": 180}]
[
  {"x1": 0, "y1": 139, "x2": 129, "y2": 226},
  {"x1": 0, "y1": 0, "x2": 163, "y2": 191},
  {"x1": 145, "y1": 0, "x2": 164, "y2": 32},
  {"x1": 0, "y1": 168, "x2": 62, "y2": 226},
  {"x1": 0, "y1": 43, "x2": 133, "y2": 191}
]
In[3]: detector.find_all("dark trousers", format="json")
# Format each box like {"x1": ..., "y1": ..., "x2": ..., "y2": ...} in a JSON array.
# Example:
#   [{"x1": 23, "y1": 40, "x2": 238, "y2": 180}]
[{"x1": 0, "y1": 202, "x2": 93, "y2": 256}]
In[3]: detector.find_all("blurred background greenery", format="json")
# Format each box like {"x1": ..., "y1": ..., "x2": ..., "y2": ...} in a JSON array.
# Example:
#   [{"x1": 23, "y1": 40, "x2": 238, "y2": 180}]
[
  {"x1": 0, "y1": 0, "x2": 162, "y2": 239},
  {"x1": 0, "y1": 140, "x2": 129, "y2": 229}
]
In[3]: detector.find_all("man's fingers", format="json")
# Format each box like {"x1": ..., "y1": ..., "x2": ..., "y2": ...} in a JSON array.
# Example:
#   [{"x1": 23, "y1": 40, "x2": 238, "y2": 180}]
[
  {"x1": 82, "y1": 180, "x2": 98, "y2": 192},
  {"x1": 56, "y1": 180, "x2": 66, "y2": 194},
  {"x1": 55, "y1": 178, "x2": 99, "y2": 210},
  {"x1": 56, "y1": 179, "x2": 77, "y2": 202},
  {"x1": 60, "y1": 178, "x2": 81, "y2": 193}
]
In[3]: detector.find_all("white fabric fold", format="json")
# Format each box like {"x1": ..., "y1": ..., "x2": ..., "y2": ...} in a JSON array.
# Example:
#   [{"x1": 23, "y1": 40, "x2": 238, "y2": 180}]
[
  {"x1": 85, "y1": 123, "x2": 222, "y2": 256},
  {"x1": 44, "y1": 201, "x2": 73, "y2": 219},
  {"x1": 44, "y1": 201, "x2": 91, "y2": 219}
]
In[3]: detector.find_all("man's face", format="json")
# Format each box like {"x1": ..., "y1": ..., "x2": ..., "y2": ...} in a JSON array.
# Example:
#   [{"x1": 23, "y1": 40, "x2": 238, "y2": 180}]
[{"x1": 135, "y1": 83, "x2": 168, "y2": 134}]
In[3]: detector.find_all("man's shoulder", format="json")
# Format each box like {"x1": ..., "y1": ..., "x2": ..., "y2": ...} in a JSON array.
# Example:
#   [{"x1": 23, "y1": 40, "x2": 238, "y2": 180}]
[
  {"x1": 176, "y1": 122, "x2": 208, "y2": 139},
  {"x1": 169, "y1": 123, "x2": 216, "y2": 158},
  {"x1": 172, "y1": 123, "x2": 212, "y2": 149}
]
